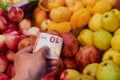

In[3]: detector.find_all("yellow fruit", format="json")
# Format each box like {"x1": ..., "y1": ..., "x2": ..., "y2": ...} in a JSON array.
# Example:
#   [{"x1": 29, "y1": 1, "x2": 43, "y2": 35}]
[
  {"x1": 70, "y1": 8, "x2": 92, "y2": 30},
  {"x1": 88, "y1": 13, "x2": 102, "y2": 31},
  {"x1": 38, "y1": 0, "x2": 66, "y2": 11},
  {"x1": 81, "y1": 0, "x2": 99, "y2": 8},
  {"x1": 111, "y1": 35, "x2": 120, "y2": 51},
  {"x1": 93, "y1": 29, "x2": 112, "y2": 51},
  {"x1": 83, "y1": 63, "x2": 99, "y2": 77},
  {"x1": 60, "y1": 69, "x2": 81, "y2": 80},
  {"x1": 47, "y1": 0, "x2": 66, "y2": 10},
  {"x1": 96, "y1": 60, "x2": 120, "y2": 80},
  {"x1": 50, "y1": 7, "x2": 72, "y2": 22},
  {"x1": 77, "y1": 29, "x2": 93, "y2": 46},
  {"x1": 102, "y1": 48, "x2": 120, "y2": 66},
  {"x1": 111, "y1": 9, "x2": 120, "y2": 20},
  {"x1": 33, "y1": 7, "x2": 48, "y2": 27},
  {"x1": 101, "y1": 11, "x2": 120, "y2": 32},
  {"x1": 70, "y1": 10, "x2": 81, "y2": 29},
  {"x1": 66, "y1": 0, "x2": 85, "y2": 13},
  {"x1": 38, "y1": 0, "x2": 49, "y2": 12},
  {"x1": 114, "y1": 28, "x2": 120, "y2": 36},
  {"x1": 76, "y1": 74, "x2": 96, "y2": 80},
  {"x1": 92, "y1": 0, "x2": 112, "y2": 14},
  {"x1": 107, "y1": 0, "x2": 118, "y2": 7},
  {"x1": 47, "y1": 21, "x2": 71, "y2": 34}
]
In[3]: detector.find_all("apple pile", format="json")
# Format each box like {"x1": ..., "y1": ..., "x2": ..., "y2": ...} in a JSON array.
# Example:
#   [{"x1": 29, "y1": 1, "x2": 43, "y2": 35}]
[
  {"x1": 0, "y1": 0, "x2": 120, "y2": 80},
  {"x1": 0, "y1": 6, "x2": 42, "y2": 79}
]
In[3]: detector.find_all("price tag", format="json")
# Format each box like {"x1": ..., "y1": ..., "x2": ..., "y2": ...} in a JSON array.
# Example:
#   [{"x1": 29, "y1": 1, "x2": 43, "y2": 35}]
[{"x1": 33, "y1": 33, "x2": 63, "y2": 60}]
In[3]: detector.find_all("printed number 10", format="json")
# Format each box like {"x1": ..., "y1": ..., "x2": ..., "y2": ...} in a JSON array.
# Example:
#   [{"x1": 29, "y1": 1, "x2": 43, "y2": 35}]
[{"x1": 50, "y1": 36, "x2": 59, "y2": 43}]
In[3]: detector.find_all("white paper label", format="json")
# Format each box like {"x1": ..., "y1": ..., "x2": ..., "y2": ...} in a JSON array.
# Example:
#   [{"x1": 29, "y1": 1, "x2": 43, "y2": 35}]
[{"x1": 33, "y1": 33, "x2": 63, "y2": 60}]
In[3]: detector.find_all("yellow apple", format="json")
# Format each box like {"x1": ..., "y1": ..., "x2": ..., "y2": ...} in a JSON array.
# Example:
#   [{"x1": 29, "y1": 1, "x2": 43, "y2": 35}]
[
  {"x1": 111, "y1": 35, "x2": 120, "y2": 51},
  {"x1": 111, "y1": 8, "x2": 120, "y2": 20},
  {"x1": 96, "y1": 60, "x2": 120, "y2": 80},
  {"x1": 102, "y1": 48, "x2": 120, "y2": 66},
  {"x1": 59, "y1": 69, "x2": 80, "y2": 80},
  {"x1": 77, "y1": 29, "x2": 93, "y2": 46},
  {"x1": 114, "y1": 27, "x2": 120, "y2": 36},
  {"x1": 88, "y1": 13, "x2": 102, "y2": 31},
  {"x1": 93, "y1": 29, "x2": 112, "y2": 51},
  {"x1": 83, "y1": 63, "x2": 99, "y2": 77},
  {"x1": 76, "y1": 74, "x2": 96, "y2": 80},
  {"x1": 102, "y1": 11, "x2": 120, "y2": 32}
]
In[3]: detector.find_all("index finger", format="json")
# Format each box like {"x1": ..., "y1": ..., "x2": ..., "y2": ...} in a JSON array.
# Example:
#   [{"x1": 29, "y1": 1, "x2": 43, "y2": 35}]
[{"x1": 17, "y1": 46, "x2": 33, "y2": 54}]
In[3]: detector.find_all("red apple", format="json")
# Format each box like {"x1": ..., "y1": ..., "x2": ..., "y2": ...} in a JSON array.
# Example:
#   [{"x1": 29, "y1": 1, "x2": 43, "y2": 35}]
[
  {"x1": 0, "y1": 35, "x2": 7, "y2": 52},
  {"x1": 0, "y1": 72, "x2": 9, "y2": 80},
  {"x1": 46, "y1": 30, "x2": 60, "y2": 36},
  {"x1": 0, "y1": 8, "x2": 7, "y2": 18},
  {"x1": 18, "y1": 18, "x2": 32, "y2": 30},
  {"x1": 5, "y1": 31, "x2": 21, "y2": 36},
  {"x1": 0, "y1": 55, "x2": 8, "y2": 72},
  {"x1": 0, "y1": 16, "x2": 7, "y2": 33},
  {"x1": 18, "y1": 35, "x2": 37, "y2": 50},
  {"x1": 60, "y1": 32, "x2": 79, "y2": 57},
  {"x1": 5, "y1": 31, "x2": 22, "y2": 51},
  {"x1": 18, "y1": 29, "x2": 28, "y2": 35},
  {"x1": 7, "y1": 21, "x2": 17, "y2": 30},
  {"x1": 26, "y1": 27, "x2": 40, "y2": 36},
  {"x1": 75, "y1": 45, "x2": 100, "y2": 72},
  {"x1": 7, "y1": 7, "x2": 24, "y2": 23},
  {"x1": 6, "y1": 64, "x2": 15, "y2": 79},
  {"x1": 3, "y1": 21, "x2": 17, "y2": 35},
  {"x1": 63, "y1": 57, "x2": 78, "y2": 70},
  {"x1": 55, "y1": 59, "x2": 64, "y2": 72},
  {"x1": 5, "y1": 49, "x2": 15, "y2": 62},
  {"x1": 55, "y1": 58, "x2": 65, "y2": 79}
]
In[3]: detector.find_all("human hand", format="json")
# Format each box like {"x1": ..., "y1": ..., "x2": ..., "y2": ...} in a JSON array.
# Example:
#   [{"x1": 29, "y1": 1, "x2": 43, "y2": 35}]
[{"x1": 11, "y1": 46, "x2": 57, "y2": 80}]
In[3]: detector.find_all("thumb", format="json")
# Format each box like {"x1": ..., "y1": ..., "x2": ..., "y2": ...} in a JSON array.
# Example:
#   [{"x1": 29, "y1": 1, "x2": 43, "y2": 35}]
[
  {"x1": 34, "y1": 46, "x2": 50, "y2": 59},
  {"x1": 17, "y1": 46, "x2": 33, "y2": 54}
]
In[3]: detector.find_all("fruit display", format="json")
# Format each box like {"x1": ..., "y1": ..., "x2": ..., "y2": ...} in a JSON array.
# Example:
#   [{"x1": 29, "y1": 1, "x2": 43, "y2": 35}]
[{"x1": 0, "y1": 0, "x2": 120, "y2": 80}]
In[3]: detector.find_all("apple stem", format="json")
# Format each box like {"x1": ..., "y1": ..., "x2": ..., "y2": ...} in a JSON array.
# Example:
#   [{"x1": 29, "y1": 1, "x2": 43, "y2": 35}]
[{"x1": 103, "y1": 63, "x2": 107, "y2": 66}]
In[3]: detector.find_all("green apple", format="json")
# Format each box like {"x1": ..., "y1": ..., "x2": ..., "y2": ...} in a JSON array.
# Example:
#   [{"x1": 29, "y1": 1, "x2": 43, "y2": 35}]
[
  {"x1": 102, "y1": 48, "x2": 120, "y2": 66},
  {"x1": 111, "y1": 35, "x2": 120, "y2": 51},
  {"x1": 59, "y1": 69, "x2": 80, "y2": 80},
  {"x1": 96, "y1": 60, "x2": 120, "y2": 80},
  {"x1": 111, "y1": 9, "x2": 120, "y2": 20},
  {"x1": 83, "y1": 63, "x2": 99, "y2": 77},
  {"x1": 102, "y1": 11, "x2": 120, "y2": 32},
  {"x1": 93, "y1": 29, "x2": 112, "y2": 51},
  {"x1": 76, "y1": 74, "x2": 96, "y2": 80},
  {"x1": 88, "y1": 13, "x2": 102, "y2": 31},
  {"x1": 77, "y1": 29, "x2": 93, "y2": 46}
]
